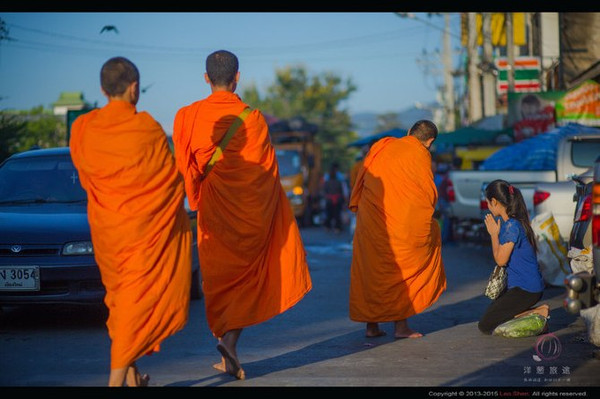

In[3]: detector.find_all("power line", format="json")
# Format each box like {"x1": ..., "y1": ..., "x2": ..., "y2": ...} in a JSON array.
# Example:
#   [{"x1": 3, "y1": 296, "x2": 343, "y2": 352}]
[
  {"x1": 396, "y1": 12, "x2": 463, "y2": 41},
  {"x1": 7, "y1": 21, "x2": 430, "y2": 58}
]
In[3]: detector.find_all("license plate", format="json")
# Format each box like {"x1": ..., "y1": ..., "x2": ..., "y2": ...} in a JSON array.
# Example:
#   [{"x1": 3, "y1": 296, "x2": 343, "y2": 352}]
[{"x1": 0, "y1": 266, "x2": 40, "y2": 291}]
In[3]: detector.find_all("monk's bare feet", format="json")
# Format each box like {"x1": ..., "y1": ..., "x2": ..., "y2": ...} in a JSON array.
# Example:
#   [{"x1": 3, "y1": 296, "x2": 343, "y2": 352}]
[
  {"x1": 365, "y1": 322, "x2": 387, "y2": 338},
  {"x1": 126, "y1": 371, "x2": 149, "y2": 387},
  {"x1": 212, "y1": 357, "x2": 226, "y2": 372},
  {"x1": 216, "y1": 340, "x2": 245, "y2": 380},
  {"x1": 394, "y1": 319, "x2": 423, "y2": 339},
  {"x1": 394, "y1": 330, "x2": 423, "y2": 339},
  {"x1": 138, "y1": 374, "x2": 150, "y2": 387}
]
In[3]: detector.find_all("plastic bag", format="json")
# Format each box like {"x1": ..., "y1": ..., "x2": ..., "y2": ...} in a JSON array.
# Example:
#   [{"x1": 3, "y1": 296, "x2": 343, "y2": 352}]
[
  {"x1": 531, "y1": 212, "x2": 571, "y2": 286},
  {"x1": 567, "y1": 245, "x2": 594, "y2": 274},
  {"x1": 580, "y1": 304, "x2": 600, "y2": 347},
  {"x1": 493, "y1": 314, "x2": 548, "y2": 338}
]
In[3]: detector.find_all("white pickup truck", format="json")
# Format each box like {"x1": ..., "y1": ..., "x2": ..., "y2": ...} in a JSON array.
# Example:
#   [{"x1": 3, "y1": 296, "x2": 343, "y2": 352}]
[
  {"x1": 534, "y1": 167, "x2": 594, "y2": 242},
  {"x1": 445, "y1": 125, "x2": 600, "y2": 241}
]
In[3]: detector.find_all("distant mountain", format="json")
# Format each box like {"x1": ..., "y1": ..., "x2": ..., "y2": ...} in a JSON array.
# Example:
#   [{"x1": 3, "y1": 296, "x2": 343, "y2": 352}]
[
  {"x1": 351, "y1": 106, "x2": 434, "y2": 137},
  {"x1": 351, "y1": 112, "x2": 378, "y2": 138}
]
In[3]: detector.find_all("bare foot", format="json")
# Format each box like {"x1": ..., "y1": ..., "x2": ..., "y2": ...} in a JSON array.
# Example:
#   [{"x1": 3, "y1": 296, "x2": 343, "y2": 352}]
[
  {"x1": 365, "y1": 322, "x2": 387, "y2": 338},
  {"x1": 216, "y1": 341, "x2": 245, "y2": 380},
  {"x1": 394, "y1": 319, "x2": 423, "y2": 339},
  {"x1": 515, "y1": 304, "x2": 549, "y2": 319},
  {"x1": 366, "y1": 330, "x2": 387, "y2": 338},
  {"x1": 212, "y1": 357, "x2": 226, "y2": 372},
  {"x1": 123, "y1": 364, "x2": 150, "y2": 387},
  {"x1": 138, "y1": 374, "x2": 150, "y2": 387},
  {"x1": 126, "y1": 372, "x2": 149, "y2": 387},
  {"x1": 394, "y1": 330, "x2": 423, "y2": 339}
]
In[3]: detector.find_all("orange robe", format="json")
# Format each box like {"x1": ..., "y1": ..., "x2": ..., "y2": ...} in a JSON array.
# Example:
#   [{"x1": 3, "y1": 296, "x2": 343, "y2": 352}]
[
  {"x1": 349, "y1": 135, "x2": 446, "y2": 322},
  {"x1": 349, "y1": 158, "x2": 364, "y2": 191},
  {"x1": 172, "y1": 91, "x2": 312, "y2": 338},
  {"x1": 70, "y1": 100, "x2": 192, "y2": 369}
]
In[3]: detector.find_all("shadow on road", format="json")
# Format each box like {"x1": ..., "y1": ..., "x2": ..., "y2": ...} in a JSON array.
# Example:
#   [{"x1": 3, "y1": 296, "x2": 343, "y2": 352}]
[
  {"x1": 442, "y1": 327, "x2": 599, "y2": 387},
  {"x1": 0, "y1": 304, "x2": 108, "y2": 331}
]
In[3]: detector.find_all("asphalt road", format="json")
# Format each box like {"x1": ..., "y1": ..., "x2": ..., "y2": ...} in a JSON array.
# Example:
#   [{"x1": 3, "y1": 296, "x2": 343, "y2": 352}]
[{"x1": 1, "y1": 226, "x2": 599, "y2": 395}]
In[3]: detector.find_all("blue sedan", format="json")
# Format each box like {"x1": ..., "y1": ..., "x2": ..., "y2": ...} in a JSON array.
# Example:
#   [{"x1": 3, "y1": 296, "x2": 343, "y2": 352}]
[{"x1": 0, "y1": 147, "x2": 201, "y2": 306}]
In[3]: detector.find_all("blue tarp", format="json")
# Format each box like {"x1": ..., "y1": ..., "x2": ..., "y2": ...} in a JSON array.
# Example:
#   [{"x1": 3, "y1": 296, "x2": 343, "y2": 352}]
[{"x1": 480, "y1": 123, "x2": 600, "y2": 170}]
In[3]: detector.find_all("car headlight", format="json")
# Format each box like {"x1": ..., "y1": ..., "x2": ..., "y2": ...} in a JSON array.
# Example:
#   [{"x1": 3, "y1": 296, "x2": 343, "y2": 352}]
[{"x1": 63, "y1": 241, "x2": 94, "y2": 255}]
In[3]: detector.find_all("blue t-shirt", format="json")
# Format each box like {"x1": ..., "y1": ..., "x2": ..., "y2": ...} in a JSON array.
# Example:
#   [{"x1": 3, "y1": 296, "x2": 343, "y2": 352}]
[{"x1": 498, "y1": 218, "x2": 545, "y2": 293}]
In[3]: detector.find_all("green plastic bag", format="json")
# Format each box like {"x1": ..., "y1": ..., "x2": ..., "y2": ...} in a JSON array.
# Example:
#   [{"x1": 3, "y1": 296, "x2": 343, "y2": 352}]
[{"x1": 492, "y1": 314, "x2": 548, "y2": 338}]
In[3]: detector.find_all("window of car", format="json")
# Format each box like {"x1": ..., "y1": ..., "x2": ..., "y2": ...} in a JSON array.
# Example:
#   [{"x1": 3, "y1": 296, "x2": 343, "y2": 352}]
[
  {"x1": 0, "y1": 155, "x2": 87, "y2": 204},
  {"x1": 276, "y1": 149, "x2": 302, "y2": 177},
  {"x1": 571, "y1": 140, "x2": 600, "y2": 168}
]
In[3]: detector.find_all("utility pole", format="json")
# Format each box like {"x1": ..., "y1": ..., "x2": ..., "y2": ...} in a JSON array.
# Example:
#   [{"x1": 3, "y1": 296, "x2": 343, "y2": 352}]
[
  {"x1": 467, "y1": 12, "x2": 482, "y2": 123},
  {"x1": 506, "y1": 12, "x2": 515, "y2": 93},
  {"x1": 558, "y1": 12, "x2": 565, "y2": 90},
  {"x1": 443, "y1": 13, "x2": 456, "y2": 131},
  {"x1": 526, "y1": 12, "x2": 533, "y2": 56},
  {"x1": 481, "y1": 13, "x2": 496, "y2": 117}
]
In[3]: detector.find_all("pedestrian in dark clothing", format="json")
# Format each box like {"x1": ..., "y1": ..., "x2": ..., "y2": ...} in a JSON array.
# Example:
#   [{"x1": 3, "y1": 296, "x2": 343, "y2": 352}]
[{"x1": 322, "y1": 162, "x2": 347, "y2": 233}]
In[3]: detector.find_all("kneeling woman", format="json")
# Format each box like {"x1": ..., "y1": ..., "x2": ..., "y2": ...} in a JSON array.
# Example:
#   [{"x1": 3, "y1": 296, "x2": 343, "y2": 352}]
[{"x1": 478, "y1": 180, "x2": 546, "y2": 334}]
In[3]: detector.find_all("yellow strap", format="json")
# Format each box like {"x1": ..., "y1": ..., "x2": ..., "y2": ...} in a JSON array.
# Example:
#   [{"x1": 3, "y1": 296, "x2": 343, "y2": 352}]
[{"x1": 204, "y1": 107, "x2": 252, "y2": 177}]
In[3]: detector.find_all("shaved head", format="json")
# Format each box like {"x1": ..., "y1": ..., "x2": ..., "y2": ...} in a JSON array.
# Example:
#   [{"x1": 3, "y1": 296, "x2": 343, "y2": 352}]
[
  {"x1": 408, "y1": 120, "x2": 438, "y2": 142},
  {"x1": 205, "y1": 50, "x2": 238, "y2": 86},
  {"x1": 100, "y1": 56, "x2": 139, "y2": 96}
]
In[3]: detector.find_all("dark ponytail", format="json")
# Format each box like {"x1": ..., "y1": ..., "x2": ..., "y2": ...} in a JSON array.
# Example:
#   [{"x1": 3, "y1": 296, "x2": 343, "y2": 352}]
[{"x1": 485, "y1": 179, "x2": 537, "y2": 252}]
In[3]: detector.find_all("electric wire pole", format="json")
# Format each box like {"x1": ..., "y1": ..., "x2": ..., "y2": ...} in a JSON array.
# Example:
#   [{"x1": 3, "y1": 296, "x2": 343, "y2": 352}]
[
  {"x1": 467, "y1": 12, "x2": 482, "y2": 123},
  {"x1": 506, "y1": 12, "x2": 515, "y2": 93},
  {"x1": 443, "y1": 13, "x2": 456, "y2": 131},
  {"x1": 482, "y1": 13, "x2": 497, "y2": 117}
]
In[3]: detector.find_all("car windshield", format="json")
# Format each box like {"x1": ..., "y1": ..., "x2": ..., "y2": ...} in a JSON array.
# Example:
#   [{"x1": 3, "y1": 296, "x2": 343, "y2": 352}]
[
  {"x1": 0, "y1": 155, "x2": 87, "y2": 204},
  {"x1": 276, "y1": 149, "x2": 302, "y2": 177}
]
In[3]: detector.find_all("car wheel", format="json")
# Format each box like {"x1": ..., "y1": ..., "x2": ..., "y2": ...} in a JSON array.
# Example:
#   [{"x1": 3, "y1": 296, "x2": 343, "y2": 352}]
[{"x1": 190, "y1": 268, "x2": 203, "y2": 300}]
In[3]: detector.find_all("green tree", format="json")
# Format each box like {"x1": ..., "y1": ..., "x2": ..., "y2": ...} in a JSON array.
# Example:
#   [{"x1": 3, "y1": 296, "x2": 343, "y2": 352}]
[
  {"x1": 18, "y1": 106, "x2": 67, "y2": 149},
  {"x1": 0, "y1": 111, "x2": 26, "y2": 162},
  {"x1": 242, "y1": 65, "x2": 359, "y2": 172},
  {"x1": 0, "y1": 106, "x2": 66, "y2": 161}
]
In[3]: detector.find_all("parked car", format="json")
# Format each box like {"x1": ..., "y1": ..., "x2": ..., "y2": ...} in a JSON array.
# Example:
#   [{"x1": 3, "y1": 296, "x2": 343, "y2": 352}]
[
  {"x1": 0, "y1": 147, "x2": 202, "y2": 308},
  {"x1": 533, "y1": 168, "x2": 594, "y2": 243}
]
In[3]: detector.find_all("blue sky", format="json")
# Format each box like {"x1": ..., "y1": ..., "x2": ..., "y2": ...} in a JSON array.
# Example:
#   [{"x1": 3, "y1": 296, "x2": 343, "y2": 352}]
[{"x1": 0, "y1": 12, "x2": 463, "y2": 134}]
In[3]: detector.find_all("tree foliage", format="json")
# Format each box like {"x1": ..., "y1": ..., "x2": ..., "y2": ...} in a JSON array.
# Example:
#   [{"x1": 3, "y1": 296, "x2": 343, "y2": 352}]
[
  {"x1": 0, "y1": 106, "x2": 67, "y2": 162},
  {"x1": 0, "y1": 111, "x2": 26, "y2": 162},
  {"x1": 242, "y1": 65, "x2": 360, "y2": 172}
]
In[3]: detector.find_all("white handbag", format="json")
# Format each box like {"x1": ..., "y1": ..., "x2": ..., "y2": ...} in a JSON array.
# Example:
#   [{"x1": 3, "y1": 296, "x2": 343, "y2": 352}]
[{"x1": 484, "y1": 265, "x2": 507, "y2": 300}]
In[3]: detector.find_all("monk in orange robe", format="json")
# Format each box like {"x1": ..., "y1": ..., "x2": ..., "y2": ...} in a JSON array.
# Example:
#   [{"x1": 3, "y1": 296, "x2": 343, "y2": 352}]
[
  {"x1": 70, "y1": 57, "x2": 192, "y2": 386},
  {"x1": 349, "y1": 158, "x2": 363, "y2": 192},
  {"x1": 349, "y1": 120, "x2": 446, "y2": 339},
  {"x1": 172, "y1": 49, "x2": 312, "y2": 380}
]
